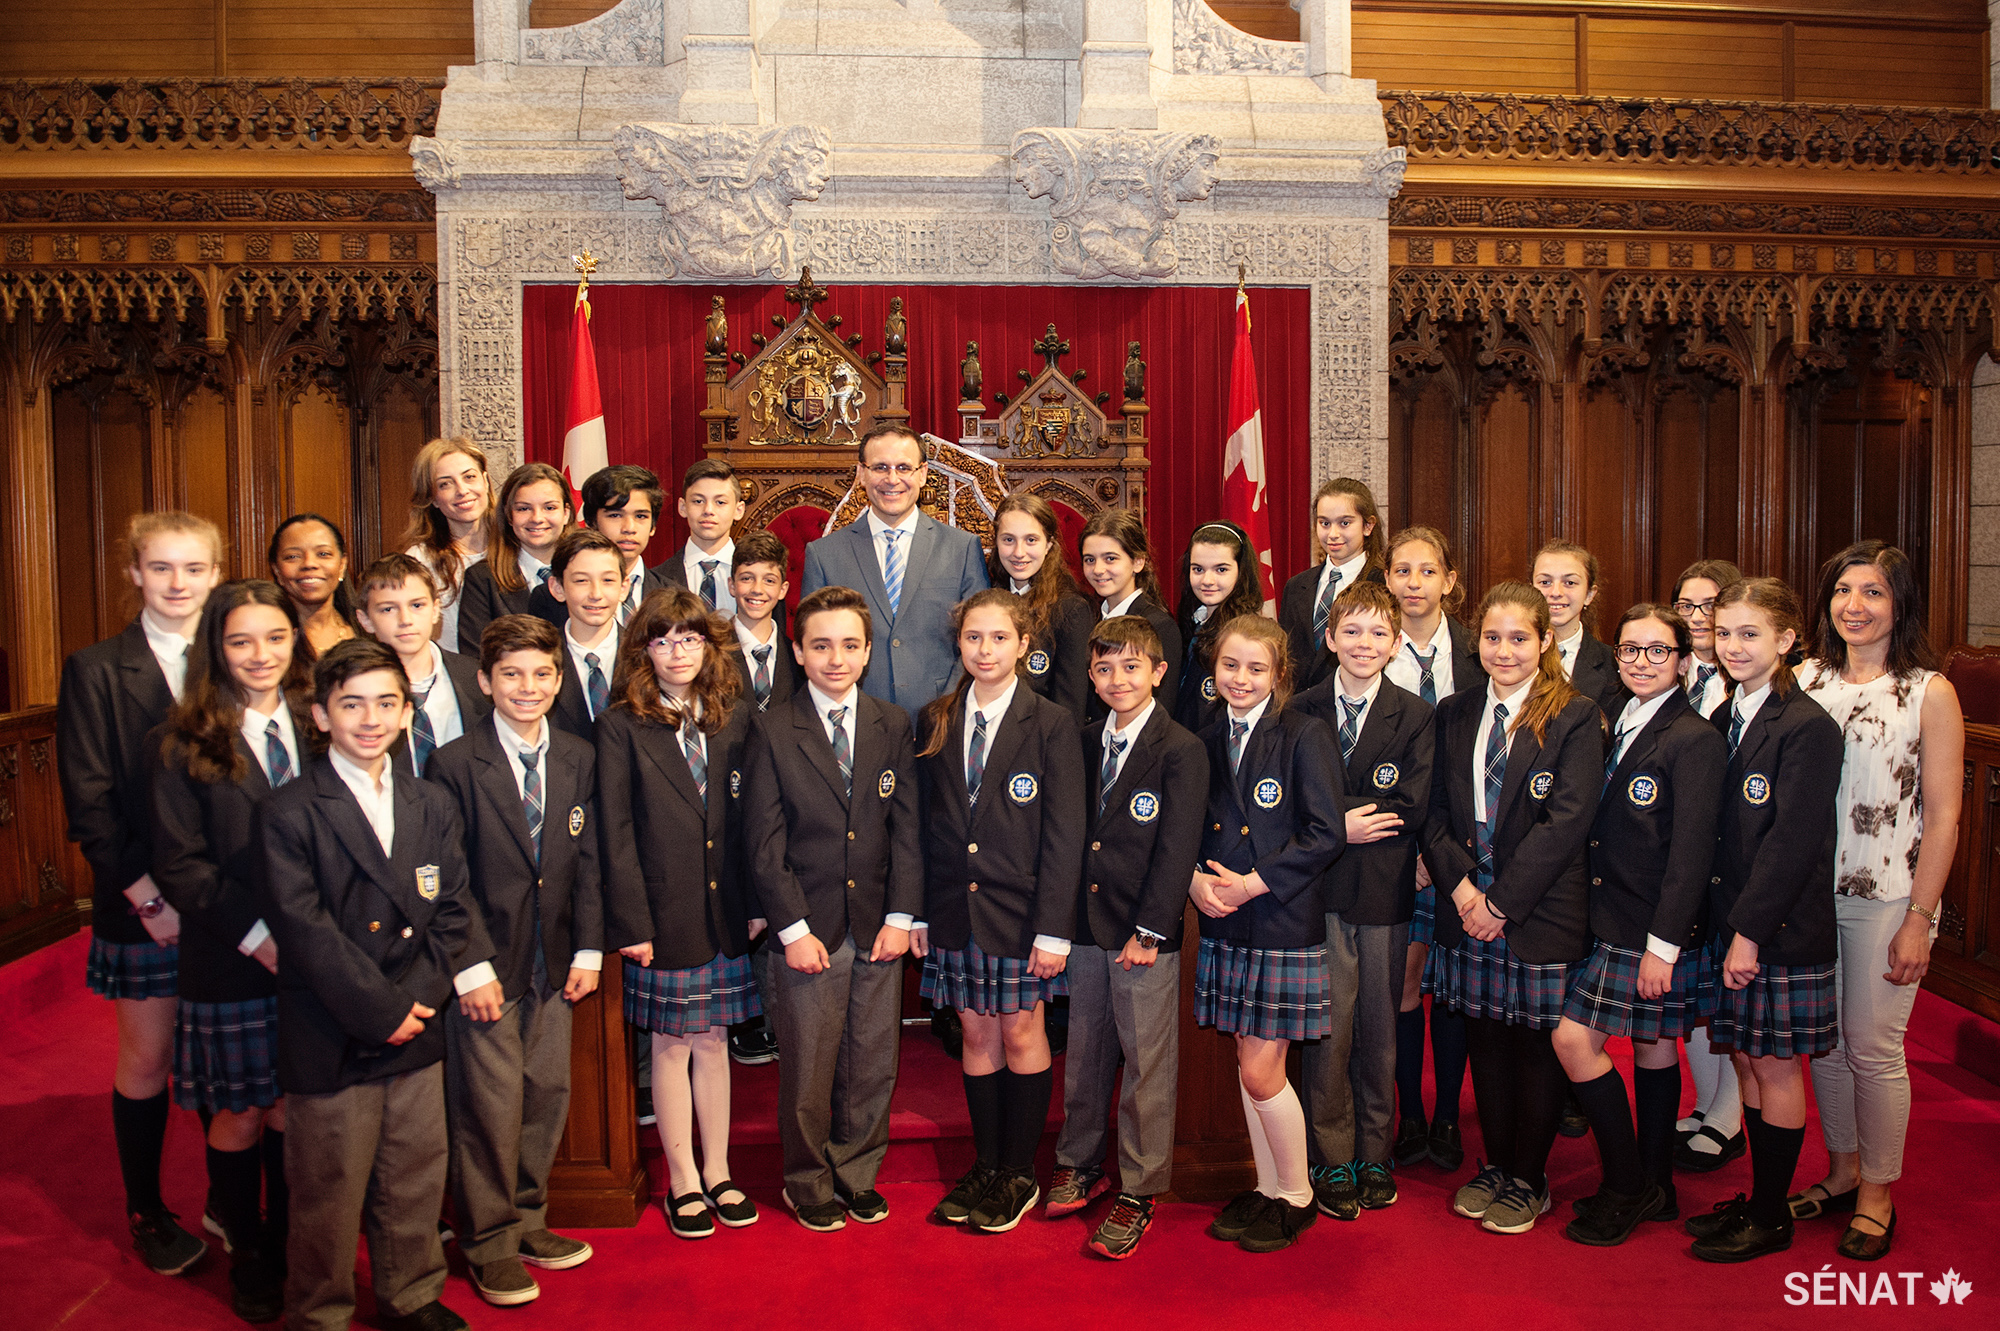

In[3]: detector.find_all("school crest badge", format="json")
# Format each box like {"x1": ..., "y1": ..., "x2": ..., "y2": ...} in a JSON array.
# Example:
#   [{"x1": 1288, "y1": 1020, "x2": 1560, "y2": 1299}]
[
  {"x1": 568, "y1": 806, "x2": 585, "y2": 836},
  {"x1": 415, "y1": 865, "x2": 440, "y2": 901},
  {"x1": 1026, "y1": 650, "x2": 1051, "y2": 676},
  {"x1": 1743, "y1": 773, "x2": 1772, "y2": 805},
  {"x1": 1008, "y1": 773, "x2": 1039, "y2": 805},
  {"x1": 729, "y1": 769, "x2": 742, "y2": 798},
  {"x1": 1529, "y1": 771, "x2": 1554, "y2": 801},
  {"x1": 1627, "y1": 775, "x2": 1659, "y2": 808},
  {"x1": 1372, "y1": 762, "x2": 1399, "y2": 791},
  {"x1": 878, "y1": 769, "x2": 896, "y2": 798},
  {"x1": 1129, "y1": 790, "x2": 1161, "y2": 823},
  {"x1": 1201, "y1": 676, "x2": 1218, "y2": 702},
  {"x1": 1254, "y1": 778, "x2": 1283, "y2": 809}
]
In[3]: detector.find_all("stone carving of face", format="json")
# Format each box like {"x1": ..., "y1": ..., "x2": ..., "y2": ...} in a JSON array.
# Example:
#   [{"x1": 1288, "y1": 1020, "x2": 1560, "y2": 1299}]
[{"x1": 788, "y1": 142, "x2": 833, "y2": 200}]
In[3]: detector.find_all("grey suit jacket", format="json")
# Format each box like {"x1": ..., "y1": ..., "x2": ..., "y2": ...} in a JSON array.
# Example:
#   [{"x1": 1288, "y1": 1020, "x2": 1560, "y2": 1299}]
[{"x1": 800, "y1": 511, "x2": 989, "y2": 717}]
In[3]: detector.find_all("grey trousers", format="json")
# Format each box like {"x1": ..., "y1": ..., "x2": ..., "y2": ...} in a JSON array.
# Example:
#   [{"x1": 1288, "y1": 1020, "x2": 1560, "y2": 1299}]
[
  {"x1": 445, "y1": 967, "x2": 573, "y2": 1264},
  {"x1": 769, "y1": 931, "x2": 903, "y2": 1205},
  {"x1": 1054, "y1": 942, "x2": 1181, "y2": 1197},
  {"x1": 284, "y1": 1064, "x2": 449, "y2": 1331},
  {"x1": 1303, "y1": 915, "x2": 1409, "y2": 1166}
]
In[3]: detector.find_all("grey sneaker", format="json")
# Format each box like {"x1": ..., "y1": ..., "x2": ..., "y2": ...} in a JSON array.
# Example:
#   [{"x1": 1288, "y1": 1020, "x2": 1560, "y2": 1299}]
[
  {"x1": 1480, "y1": 1177, "x2": 1553, "y2": 1234},
  {"x1": 1086, "y1": 1194, "x2": 1155, "y2": 1260},
  {"x1": 469, "y1": 1257, "x2": 540, "y2": 1307},
  {"x1": 517, "y1": 1229, "x2": 593, "y2": 1270},
  {"x1": 1045, "y1": 1165, "x2": 1108, "y2": 1217},
  {"x1": 1451, "y1": 1162, "x2": 1508, "y2": 1219}
]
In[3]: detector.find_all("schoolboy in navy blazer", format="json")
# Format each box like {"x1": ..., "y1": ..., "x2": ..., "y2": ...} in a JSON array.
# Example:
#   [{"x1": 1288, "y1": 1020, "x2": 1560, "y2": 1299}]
[
  {"x1": 1592, "y1": 687, "x2": 1727, "y2": 954},
  {"x1": 1294, "y1": 675, "x2": 1435, "y2": 928},
  {"x1": 1077, "y1": 707, "x2": 1209, "y2": 955}
]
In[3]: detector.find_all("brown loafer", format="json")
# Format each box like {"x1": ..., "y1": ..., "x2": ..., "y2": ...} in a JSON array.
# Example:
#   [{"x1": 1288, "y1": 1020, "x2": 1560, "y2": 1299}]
[{"x1": 1837, "y1": 1210, "x2": 1896, "y2": 1261}]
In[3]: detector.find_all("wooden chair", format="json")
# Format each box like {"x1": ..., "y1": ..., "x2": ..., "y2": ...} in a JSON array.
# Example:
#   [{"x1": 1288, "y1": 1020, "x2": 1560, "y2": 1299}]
[{"x1": 1943, "y1": 644, "x2": 2000, "y2": 725}]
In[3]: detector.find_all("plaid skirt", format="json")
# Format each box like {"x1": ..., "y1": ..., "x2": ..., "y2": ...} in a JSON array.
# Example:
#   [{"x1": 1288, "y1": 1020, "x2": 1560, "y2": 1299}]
[
  {"x1": 624, "y1": 952, "x2": 761, "y2": 1036},
  {"x1": 1427, "y1": 935, "x2": 1579, "y2": 1031},
  {"x1": 921, "y1": 939, "x2": 1067, "y2": 1016},
  {"x1": 1410, "y1": 884, "x2": 1436, "y2": 947},
  {"x1": 86, "y1": 936, "x2": 178, "y2": 1001},
  {"x1": 1562, "y1": 940, "x2": 1717, "y2": 1042},
  {"x1": 1708, "y1": 941, "x2": 1838, "y2": 1059},
  {"x1": 172, "y1": 996, "x2": 280, "y2": 1113},
  {"x1": 1192, "y1": 938, "x2": 1332, "y2": 1042}
]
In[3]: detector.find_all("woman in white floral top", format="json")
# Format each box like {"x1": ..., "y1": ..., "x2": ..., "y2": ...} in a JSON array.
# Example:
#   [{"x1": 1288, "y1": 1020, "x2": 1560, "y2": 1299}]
[{"x1": 1794, "y1": 541, "x2": 1962, "y2": 1261}]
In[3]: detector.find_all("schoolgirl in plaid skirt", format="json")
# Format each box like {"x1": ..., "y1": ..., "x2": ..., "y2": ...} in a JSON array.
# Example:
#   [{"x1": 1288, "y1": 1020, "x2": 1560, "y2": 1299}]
[
  {"x1": 1420, "y1": 581, "x2": 1604, "y2": 1238},
  {"x1": 1551, "y1": 604, "x2": 1729, "y2": 1247}
]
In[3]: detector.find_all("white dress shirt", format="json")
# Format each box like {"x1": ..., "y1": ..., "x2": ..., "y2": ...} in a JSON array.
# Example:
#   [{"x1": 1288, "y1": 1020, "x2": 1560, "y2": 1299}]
[
  {"x1": 1101, "y1": 589, "x2": 1142, "y2": 618},
  {"x1": 516, "y1": 549, "x2": 552, "y2": 593},
  {"x1": 733, "y1": 615, "x2": 782, "y2": 665},
  {"x1": 1387, "y1": 626, "x2": 1456, "y2": 701},
  {"x1": 405, "y1": 642, "x2": 466, "y2": 756},
  {"x1": 682, "y1": 539, "x2": 737, "y2": 615},
  {"x1": 1315, "y1": 549, "x2": 1370, "y2": 610},
  {"x1": 492, "y1": 713, "x2": 601, "y2": 973},
  {"x1": 1555, "y1": 625, "x2": 1584, "y2": 680},
  {"x1": 1331, "y1": 669, "x2": 1385, "y2": 742},
  {"x1": 1730, "y1": 680, "x2": 1774, "y2": 732},
  {"x1": 140, "y1": 610, "x2": 193, "y2": 702},
  {"x1": 1226, "y1": 693, "x2": 1274, "y2": 767},
  {"x1": 1473, "y1": 677, "x2": 1534, "y2": 825},
  {"x1": 618, "y1": 563, "x2": 646, "y2": 624},
  {"x1": 233, "y1": 700, "x2": 299, "y2": 957},
  {"x1": 1101, "y1": 698, "x2": 1156, "y2": 789}
]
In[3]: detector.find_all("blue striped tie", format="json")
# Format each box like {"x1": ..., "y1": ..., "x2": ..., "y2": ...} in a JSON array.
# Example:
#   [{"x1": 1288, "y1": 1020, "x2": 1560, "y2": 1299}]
[
  {"x1": 1311, "y1": 567, "x2": 1343, "y2": 648},
  {"x1": 683, "y1": 723, "x2": 707, "y2": 803},
  {"x1": 520, "y1": 748, "x2": 543, "y2": 862},
  {"x1": 698, "y1": 559, "x2": 720, "y2": 610},
  {"x1": 1689, "y1": 662, "x2": 1715, "y2": 705},
  {"x1": 1411, "y1": 644, "x2": 1438, "y2": 705},
  {"x1": 828, "y1": 705, "x2": 851, "y2": 796},
  {"x1": 584, "y1": 652, "x2": 608, "y2": 719},
  {"x1": 264, "y1": 718, "x2": 293, "y2": 787},
  {"x1": 966, "y1": 709, "x2": 988, "y2": 805},
  {"x1": 1339, "y1": 697, "x2": 1363, "y2": 767},
  {"x1": 1475, "y1": 701, "x2": 1509, "y2": 886},
  {"x1": 1099, "y1": 732, "x2": 1127, "y2": 815},
  {"x1": 882, "y1": 529, "x2": 905, "y2": 620},
  {"x1": 1728, "y1": 705, "x2": 1744, "y2": 756}
]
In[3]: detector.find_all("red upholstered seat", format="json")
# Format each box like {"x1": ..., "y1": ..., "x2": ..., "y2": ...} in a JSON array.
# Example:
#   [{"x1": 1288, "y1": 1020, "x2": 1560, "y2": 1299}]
[
  {"x1": 1944, "y1": 644, "x2": 2000, "y2": 726},
  {"x1": 763, "y1": 505, "x2": 833, "y2": 611}
]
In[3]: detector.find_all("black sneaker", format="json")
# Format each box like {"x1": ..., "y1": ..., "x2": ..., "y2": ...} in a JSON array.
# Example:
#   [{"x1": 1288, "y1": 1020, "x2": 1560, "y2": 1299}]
[
  {"x1": 932, "y1": 1162, "x2": 1001, "y2": 1224},
  {"x1": 1208, "y1": 1190, "x2": 1271, "y2": 1242},
  {"x1": 1574, "y1": 1181, "x2": 1678, "y2": 1225},
  {"x1": 729, "y1": 1027, "x2": 779, "y2": 1066},
  {"x1": 1309, "y1": 1162, "x2": 1361, "y2": 1221},
  {"x1": 130, "y1": 1209, "x2": 207, "y2": 1276},
  {"x1": 1392, "y1": 1116, "x2": 1430, "y2": 1167},
  {"x1": 837, "y1": 1189, "x2": 890, "y2": 1224},
  {"x1": 380, "y1": 1302, "x2": 469, "y2": 1331},
  {"x1": 967, "y1": 1169, "x2": 1041, "y2": 1233},
  {"x1": 783, "y1": 1190, "x2": 847, "y2": 1233},
  {"x1": 636, "y1": 1087, "x2": 656, "y2": 1127},
  {"x1": 1558, "y1": 1097, "x2": 1591, "y2": 1139},
  {"x1": 228, "y1": 1252, "x2": 285, "y2": 1323},
  {"x1": 1356, "y1": 1160, "x2": 1398, "y2": 1209},
  {"x1": 1427, "y1": 1118, "x2": 1464, "y2": 1171},
  {"x1": 1563, "y1": 1183, "x2": 1665, "y2": 1246},
  {"x1": 1684, "y1": 1192, "x2": 1751, "y2": 1241},
  {"x1": 1238, "y1": 1197, "x2": 1318, "y2": 1253}
]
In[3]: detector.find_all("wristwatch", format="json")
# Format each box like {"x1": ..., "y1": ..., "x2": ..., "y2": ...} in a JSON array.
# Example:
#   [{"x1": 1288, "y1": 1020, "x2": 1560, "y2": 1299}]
[
  {"x1": 1135, "y1": 929, "x2": 1163, "y2": 950},
  {"x1": 134, "y1": 896, "x2": 168, "y2": 920}
]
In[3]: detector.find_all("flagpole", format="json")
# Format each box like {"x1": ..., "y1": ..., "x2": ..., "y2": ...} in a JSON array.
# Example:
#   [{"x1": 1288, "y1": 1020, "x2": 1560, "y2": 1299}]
[{"x1": 560, "y1": 248, "x2": 609, "y2": 508}]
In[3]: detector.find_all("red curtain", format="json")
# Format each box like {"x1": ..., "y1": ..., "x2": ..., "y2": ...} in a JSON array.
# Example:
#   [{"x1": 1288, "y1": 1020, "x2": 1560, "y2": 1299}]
[{"x1": 520, "y1": 282, "x2": 1315, "y2": 595}]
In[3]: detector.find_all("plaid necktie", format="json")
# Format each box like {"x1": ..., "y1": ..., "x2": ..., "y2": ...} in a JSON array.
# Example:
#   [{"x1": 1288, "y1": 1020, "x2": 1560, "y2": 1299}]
[
  {"x1": 751, "y1": 644, "x2": 773, "y2": 709},
  {"x1": 1728, "y1": 705, "x2": 1745, "y2": 757},
  {"x1": 264, "y1": 718, "x2": 293, "y2": 787},
  {"x1": 1604, "y1": 722, "x2": 1630, "y2": 787},
  {"x1": 584, "y1": 652, "x2": 609, "y2": 719},
  {"x1": 1228, "y1": 717, "x2": 1250, "y2": 775},
  {"x1": 828, "y1": 705, "x2": 852, "y2": 796},
  {"x1": 967, "y1": 709, "x2": 989, "y2": 805},
  {"x1": 698, "y1": 559, "x2": 720, "y2": 609},
  {"x1": 683, "y1": 723, "x2": 707, "y2": 803},
  {"x1": 1475, "y1": 701, "x2": 1510, "y2": 885},
  {"x1": 520, "y1": 747, "x2": 543, "y2": 863},
  {"x1": 1338, "y1": 696, "x2": 1364, "y2": 767},
  {"x1": 1099, "y1": 731, "x2": 1127, "y2": 815},
  {"x1": 1411, "y1": 644, "x2": 1438, "y2": 705},
  {"x1": 619, "y1": 576, "x2": 641, "y2": 627},
  {"x1": 882, "y1": 529, "x2": 905, "y2": 620},
  {"x1": 410, "y1": 676, "x2": 436, "y2": 777},
  {"x1": 1689, "y1": 662, "x2": 1716, "y2": 704},
  {"x1": 1311, "y1": 566, "x2": 1344, "y2": 649}
]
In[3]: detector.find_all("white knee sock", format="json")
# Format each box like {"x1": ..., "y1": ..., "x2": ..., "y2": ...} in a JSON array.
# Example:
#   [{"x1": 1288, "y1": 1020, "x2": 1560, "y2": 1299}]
[
  {"x1": 1251, "y1": 1082, "x2": 1313, "y2": 1209},
  {"x1": 1240, "y1": 1077, "x2": 1277, "y2": 1197}
]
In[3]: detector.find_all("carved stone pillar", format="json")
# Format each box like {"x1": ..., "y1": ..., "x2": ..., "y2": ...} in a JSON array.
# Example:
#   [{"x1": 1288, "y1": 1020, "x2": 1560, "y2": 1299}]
[
  {"x1": 682, "y1": 0, "x2": 765, "y2": 125},
  {"x1": 1077, "y1": 0, "x2": 1163, "y2": 129},
  {"x1": 472, "y1": 0, "x2": 531, "y2": 78}
]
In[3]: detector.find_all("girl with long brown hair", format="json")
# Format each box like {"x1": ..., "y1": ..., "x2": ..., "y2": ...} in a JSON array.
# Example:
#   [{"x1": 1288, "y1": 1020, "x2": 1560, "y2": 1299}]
[
  {"x1": 399, "y1": 437, "x2": 496, "y2": 653},
  {"x1": 458, "y1": 462, "x2": 574, "y2": 653},
  {"x1": 1279, "y1": 477, "x2": 1388, "y2": 690},
  {"x1": 1173, "y1": 520, "x2": 1266, "y2": 735},
  {"x1": 1079, "y1": 509, "x2": 1184, "y2": 717},
  {"x1": 988, "y1": 492, "x2": 1094, "y2": 723}
]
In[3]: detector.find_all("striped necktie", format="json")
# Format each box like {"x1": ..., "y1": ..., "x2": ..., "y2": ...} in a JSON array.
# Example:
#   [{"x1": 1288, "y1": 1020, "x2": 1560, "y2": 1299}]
[
  {"x1": 584, "y1": 652, "x2": 609, "y2": 719},
  {"x1": 966, "y1": 709, "x2": 989, "y2": 805},
  {"x1": 1338, "y1": 696, "x2": 1364, "y2": 767},
  {"x1": 882, "y1": 529, "x2": 905, "y2": 620},
  {"x1": 1474, "y1": 701, "x2": 1509, "y2": 885},
  {"x1": 520, "y1": 747, "x2": 543, "y2": 862},
  {"x1": 1689, "y1": 662, "x2": 1716, "y2": 705},
  {"x1": 619, "y1": 576, "x2": 641, "y2": 627},
  {"x1": 751, "y1": 644, "x2": 773, "y2": 709},
  {"x1": 828, "y1": 705, "x2": 851, "y2": 796},
  {"x1": 1411, "y1": 644, "x2": 1438, "y2": 705},
  {"x1": 1728, "y1": 705, "x2": 1745, "y2": 756},
  {"x1": 1311, "y1": 567, "x2": 1343, "y2": 648},
  {"x1": 698, "y1": 560, "x2": 720, "y2": 609},
  {"x1": 1604, "y1": 722, "x2": 1630, "y2": 786},
  {"x1": 683, "y1": 723, "x2": 707, "y2": 803},
  {"x1": 410, "y1": 676, "x2": 437, "y2": 776},
  {"x1": 264, "y1": 718, "x2": 293, "y2": 787},
  {"x1": 1228, "y1": 718, "x2": 1250, "y2": 775},
  {"x1": 1099, "y1": 731, "x2": 1127, "y2": 815}
]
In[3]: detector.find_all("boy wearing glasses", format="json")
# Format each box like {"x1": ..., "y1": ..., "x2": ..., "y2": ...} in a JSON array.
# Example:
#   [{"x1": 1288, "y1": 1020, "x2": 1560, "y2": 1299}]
[{"x1": 800, "y1": 424, "x2": 988, "y2": 718}]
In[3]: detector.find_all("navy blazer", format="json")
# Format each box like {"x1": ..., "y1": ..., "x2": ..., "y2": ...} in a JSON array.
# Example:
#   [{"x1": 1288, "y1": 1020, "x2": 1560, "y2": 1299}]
[
  {"x1": 258, "y1": 757, "x2": 495, "y2": 1095},
  {"x1": 391, "y1": 647, "x2": 491, "y2": 775},
  {"x1": 57, "y1": 620, "x2": 176, "y2": 944},
  {"x1": 1174, "y1": 615, "x2": 1226, "y2": 737},
  {"x1": 918, "y1": 686, "x2": 1086, "y2": 957},
  {"x1": 1588, "y1": 689, "x2": 1727, "y2": 952},
  {"x1": 1568, "y1": 632, "x2": 1623, "y2": 717},
  {"x1": 1279, "y1": 563, "x2": 1386, "y2": 691},
  {"x1": 150, "y1": 728, "x2": 288, "y2": 1004},
  {"x1": 595, "y1": 702, "x2": 753, "y2": 970},
  {"x1": 1710, "y1": 684, "x2": 1843, "y2": 967},
  {"x1": 743, "y1": 690, "x2": 923, "y2": 948},
  {"x1": 1024, "y1": 591, "x2": 1096, "y2": 726},
  {"x1": 1293, "y1": 676, "x2": 1436, "y2": 927},
  {"x1": 1422, "y1": 691, "x2": 1604, "y2": 964},
  {"x1": 455, "y1": 559, "x2": 539, "y2": 659},
  {"x1": 1194, "y1": 707, "x2": 1348, "y2": 950},
  {"x1": 800, "y1": 513, "x2": 989, "y2": 717},
  {"x1": 1077, "y1": 706, "x2": 1209, "y2": 952},
  {"x1": 425, "y1": 718, "x2": 608, "y2": 997}
]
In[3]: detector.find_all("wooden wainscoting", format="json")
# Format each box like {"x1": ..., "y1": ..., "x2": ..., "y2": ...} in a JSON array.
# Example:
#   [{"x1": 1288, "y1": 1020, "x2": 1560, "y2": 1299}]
[
  {"x1": 1929, "y1": 722, "x2": 2000, "y2": 1023},
  {"x1": 0, "y1": 706, "x2": 89, "y2": 966}
]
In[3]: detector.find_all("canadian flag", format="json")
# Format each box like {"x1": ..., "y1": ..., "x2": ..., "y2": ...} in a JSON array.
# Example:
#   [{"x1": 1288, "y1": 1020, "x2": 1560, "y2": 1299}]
[
  {"x1": 560, "y1": 278, "x2": 608, "y2": 508},
  {"x1": 1222, "y1": 287, "x2": 1276, "y2": 613}
]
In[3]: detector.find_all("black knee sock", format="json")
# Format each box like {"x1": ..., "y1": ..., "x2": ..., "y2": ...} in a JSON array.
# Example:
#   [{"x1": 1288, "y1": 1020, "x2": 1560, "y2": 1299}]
[
  {"x1": 964, "y1": 1071, "x2": 1003, "y2": 1167},
  {"x1": 111, "y1": 1089, "x2": 170, "y2": 1217},
  {"x1": 1431, "y1": 1005, "x2": 1468, "y2": 1126},
  {"x1": 204, "y1": 1143, "x2": 262, "y2": 1254},
  {"x1": 1394, "y1": 1007, "x2": 1427, "y2": 1121},
  {"x1": 1633, "y1": 1064, "x2": 1681, "y2": 1191},
  {"x1": 1747, "y1": 1117, "x2": 1804, "y2": 1228},
  {"x1": 1571, "y1": 1068, "x2": 1643, "y2": 1195},
  {"x1": 1509, "y1": 1026, "x2": 1570, "y2": 1194},
  {"x1": 260, "y1": 1129, "x2": 289, "y2": 1252},
  {"x1": 1463, "y1": 1016, "x2": 1515, "y2": 1177},
  {"x1": 999, "y1": 1067, "x2": 1054, "y2": 1172}
]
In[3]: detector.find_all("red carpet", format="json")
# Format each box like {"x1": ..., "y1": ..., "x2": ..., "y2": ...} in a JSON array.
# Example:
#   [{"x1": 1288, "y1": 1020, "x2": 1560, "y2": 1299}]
[{"x1": 7, "y1": 930, "x2": 1998, "y2": 1331}]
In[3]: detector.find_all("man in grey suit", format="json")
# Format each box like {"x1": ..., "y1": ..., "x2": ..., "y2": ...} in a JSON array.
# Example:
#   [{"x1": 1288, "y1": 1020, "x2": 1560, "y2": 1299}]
[{"x1": 800, "y1": 423, "x2": 989, "y2": 717}]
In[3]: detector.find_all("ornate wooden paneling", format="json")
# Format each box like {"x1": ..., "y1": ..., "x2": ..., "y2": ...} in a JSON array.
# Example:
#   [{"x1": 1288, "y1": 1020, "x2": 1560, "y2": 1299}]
[
  {"x1": 1932, "y1": 722, "x2": 2000, "y2": 1023},
  {"x1": 1, "y1": 3, "x2": 472, "y2": 80},
  {"x1": 0, "y1": 706, "x2": 90, "y2": 967}
]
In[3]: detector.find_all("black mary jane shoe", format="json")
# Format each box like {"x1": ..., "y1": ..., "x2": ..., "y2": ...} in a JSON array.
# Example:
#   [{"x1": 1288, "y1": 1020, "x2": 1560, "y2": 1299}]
[
  {"x1": 1673, "y1": 1124, "x2": 1747, "y2": 1173},
  {"x1": 703, "y1": 1180, "x2": 759, "y2": 1228},
  {"x1": 1837, "y1": 1210, "x2": 1896, "y2": 1261},
  {"x1": 1787, "y1": 1182, "x2": 1860, "y2": 1221},
  {"x1": 666, "y1": 1193, "x2": 714, "y2": 1239}
]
